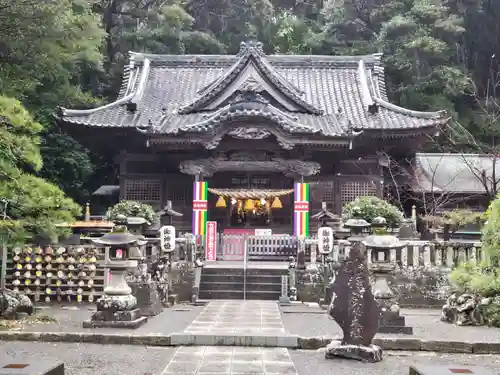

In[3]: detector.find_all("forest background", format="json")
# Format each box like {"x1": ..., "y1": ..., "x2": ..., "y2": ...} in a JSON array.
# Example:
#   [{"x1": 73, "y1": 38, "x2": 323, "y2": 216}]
[{"x1": 1, "y1": 0, "x2": 500, "y2": 238}]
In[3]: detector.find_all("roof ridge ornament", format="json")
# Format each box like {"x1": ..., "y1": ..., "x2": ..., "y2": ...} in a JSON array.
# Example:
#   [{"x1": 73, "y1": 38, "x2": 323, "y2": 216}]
[{"x1": 237, "y1": 40, "x2": 265, "y2": 57}]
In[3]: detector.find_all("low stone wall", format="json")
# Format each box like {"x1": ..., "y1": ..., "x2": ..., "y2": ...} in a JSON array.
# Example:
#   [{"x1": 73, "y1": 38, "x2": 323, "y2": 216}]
[
  {"x1": 297, "y1": 241, "x2": 480, "y2": 307},
  {"x1": 296, "y1": 266, "x2": 450, "y2": 306}
]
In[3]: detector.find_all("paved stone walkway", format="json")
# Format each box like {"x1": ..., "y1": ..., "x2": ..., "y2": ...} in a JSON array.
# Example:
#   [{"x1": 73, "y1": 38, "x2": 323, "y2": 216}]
[
  {"x1": 161, "y1": 346, "x2": 297, "y2": 375},
  {"x1": 184, "y1": 301, "x2": 285, "y2": 335}
]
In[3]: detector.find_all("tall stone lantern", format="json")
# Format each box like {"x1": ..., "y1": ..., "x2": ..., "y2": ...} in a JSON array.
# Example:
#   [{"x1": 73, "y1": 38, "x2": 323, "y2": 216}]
[
  {"x1": 363, "y1": 216, "x2": 413, "y2": 334},
  {"x1": 82, "y1": 223, "x2": 148, "y2": 328}
]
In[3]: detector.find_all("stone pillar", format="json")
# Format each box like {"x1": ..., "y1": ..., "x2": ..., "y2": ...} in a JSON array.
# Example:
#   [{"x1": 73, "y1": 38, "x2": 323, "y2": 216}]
[
  {"x1": 296, "y1": 236, "x2": 306, "y2": 270},
  {"x1": 318, "y1": 226, "x2": 334, "y2": 307}
]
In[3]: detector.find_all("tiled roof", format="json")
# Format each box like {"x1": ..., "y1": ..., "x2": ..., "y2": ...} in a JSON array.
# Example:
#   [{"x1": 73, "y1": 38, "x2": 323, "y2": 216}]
[
  {"x1": 59, "y1": 41, "x2": 449, "y2": 138},
  {"x1": 411, "y1": 153, "x2": 500, "y2": 193}
]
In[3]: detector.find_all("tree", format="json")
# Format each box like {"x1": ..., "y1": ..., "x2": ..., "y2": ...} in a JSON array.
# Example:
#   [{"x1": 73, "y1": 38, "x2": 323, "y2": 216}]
[
  {"x1": 320, "y1": 0, "x2": 468, "y2": 112},
  {"x1": 0, "y1": 97, "x2": 80, "y2": 243},
  {"x1": 433, "y1": 68, "x2": 500, "y2": 202},
  {"x1": 186, "y1": 0, "x2": 275, "y2": 52},
  {"x1": 0, "y1": 0, "x2": 106, "y2": 204},
  {"x1": 96, "y1": 0, "x2": 226, "y2": 96}
]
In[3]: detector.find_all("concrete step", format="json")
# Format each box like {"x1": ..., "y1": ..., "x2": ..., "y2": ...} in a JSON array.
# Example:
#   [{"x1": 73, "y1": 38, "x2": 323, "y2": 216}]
[
  {"x1": 199, "y1": 281, "x2": 281, "y2": 292},
  {"x1": 202, "y1": 268, "x2": 286, "y2": 277},
  {"x1": 198, "y1": 290, "x2": 244, "y2": 300},
  {"x1": 198, "y1": 289, "x2": 280, "y2": 300},
  {"x1": 200, "y1": 274, "x2": 282, "y2": 284}
]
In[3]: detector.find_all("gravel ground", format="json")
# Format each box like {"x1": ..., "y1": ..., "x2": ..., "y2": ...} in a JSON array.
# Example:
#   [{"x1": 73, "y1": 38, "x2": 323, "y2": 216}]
[
  {"x1": 291, "y1": 350, "x2": 500, "y2": 375},
  {"x1": 282, "y1": 308, "x2": 500, "y2": 342},
  {"x1": 0, "y1": 341, "x2": 175, "y2": 375},
  {"x1": 13, "y1": 304, "x2": 204, "y2": 334}
]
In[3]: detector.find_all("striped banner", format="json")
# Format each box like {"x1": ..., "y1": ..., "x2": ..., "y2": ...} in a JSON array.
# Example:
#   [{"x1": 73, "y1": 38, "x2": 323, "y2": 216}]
[
  {"x1": 192, "y1": 181, "x2": 208, "y2": 236},
  {"x1": 294, "y1": 182, "x2": 310, "y2": 237}
]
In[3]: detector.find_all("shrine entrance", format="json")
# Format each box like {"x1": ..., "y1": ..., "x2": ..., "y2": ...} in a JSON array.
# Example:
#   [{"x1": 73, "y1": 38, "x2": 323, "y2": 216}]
[
  {"x1": 208, "y1": 186, "x2": 294, "y2": 229},
  {"x1": 207, "y1": 186, "x2": 296, "y2": 261}
]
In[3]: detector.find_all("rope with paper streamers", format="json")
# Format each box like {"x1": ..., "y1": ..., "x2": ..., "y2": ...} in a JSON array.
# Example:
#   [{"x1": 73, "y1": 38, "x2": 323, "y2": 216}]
[{"x1": 208, "y1": 188, "x2": 294, "y2": 200}]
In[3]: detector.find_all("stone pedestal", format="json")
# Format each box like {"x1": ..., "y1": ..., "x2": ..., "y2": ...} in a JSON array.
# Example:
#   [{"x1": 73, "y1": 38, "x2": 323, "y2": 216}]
[
  {"x1": 0, "y1": 360, "x2": 64, "y2": 375},
  {"x1": 129, "y1": 281, "x2": 163, "y2": 317},
  {"x1": 83, "y1": 260, "x2": 148, "y2": 329},
  {"x1": 371, "y1": 263, "x2": 413, "y2": 334},
  {"x1": 325, "y1": 340, "x2": 382, "y2": 363}
]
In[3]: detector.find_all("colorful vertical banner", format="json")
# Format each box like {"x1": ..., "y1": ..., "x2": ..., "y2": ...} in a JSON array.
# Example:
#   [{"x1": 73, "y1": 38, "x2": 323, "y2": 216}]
[
  {"x1": 294, "y1": 182, "x2": 310, "y2": 237},
  {"x1": 192, "y1": 181, "x2": 208, "y2": 236}
]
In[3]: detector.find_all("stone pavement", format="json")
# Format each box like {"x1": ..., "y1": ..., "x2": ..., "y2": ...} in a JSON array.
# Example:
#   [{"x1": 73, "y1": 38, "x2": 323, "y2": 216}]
[
  {"x1": 3, "y1": 301, "x2": 500, "y2": 353},
  {"x1": 161, "y1": 346, "x2": 297, "y2": 375},
  {"x1": 4, "y1": 341, "x2": 500, "y2": 375},
  {"x1": 184, "y1": 301, "x2": 285, "y2": 335}
]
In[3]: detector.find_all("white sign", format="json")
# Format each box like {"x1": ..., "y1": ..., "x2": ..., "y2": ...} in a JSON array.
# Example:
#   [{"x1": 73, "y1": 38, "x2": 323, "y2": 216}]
[
  {"x1": 159, "y1": 225, "x2": 176, "y2": 253},
  {"x1": 255, "y1": 229, "x2": 272, "y2": 236},
  {"x1": 318, "y1": 227, "x2": 334, "y2": 255},
  {"x1": 205, "y1": 221, "x2": 217, "y2": 261}
]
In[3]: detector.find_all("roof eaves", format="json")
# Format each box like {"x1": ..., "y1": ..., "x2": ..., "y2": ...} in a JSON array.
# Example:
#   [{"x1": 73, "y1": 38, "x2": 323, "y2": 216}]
[
  {"x1": 58, "y1": 57, "x2": 151, "y2": 119},
  {"x1": 177, "y1": 102, "x2": 320, "y2": 135},
  {"x1": 373, "y1": 97, "x2": 449, "y2": 120}
]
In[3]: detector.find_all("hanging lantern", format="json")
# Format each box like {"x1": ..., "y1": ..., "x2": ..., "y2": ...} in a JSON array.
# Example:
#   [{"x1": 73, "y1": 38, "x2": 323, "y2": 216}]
[
  {"x1": 271, "y1": 197, "x2": 282, "y2": 209},
  {"x1": 244, "y1": 199, "x2": 255, "y2": 211},
  {"x1": 216, "y1": 196, "x2": 227, "y2": 208}
]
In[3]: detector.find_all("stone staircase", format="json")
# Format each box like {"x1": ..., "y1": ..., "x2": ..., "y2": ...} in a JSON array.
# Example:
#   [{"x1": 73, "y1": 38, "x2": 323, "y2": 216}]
[{"x1": 198, "y1": 267, "x2": 286, "y2": 300}]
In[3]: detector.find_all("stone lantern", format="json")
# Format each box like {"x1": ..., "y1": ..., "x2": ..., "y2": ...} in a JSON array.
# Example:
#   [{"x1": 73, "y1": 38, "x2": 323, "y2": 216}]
[
  {"x1": 344, "y1": 207, "x2": 371, "y2": 243},
  {"x1": 363, "y1": 216, "x2": 413, "y2": 334},
  {"x1": 82, "y1": 224, "x2": 148, "y2": 328}
]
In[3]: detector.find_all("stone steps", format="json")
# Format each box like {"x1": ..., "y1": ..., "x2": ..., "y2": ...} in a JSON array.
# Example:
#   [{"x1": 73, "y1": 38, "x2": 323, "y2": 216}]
[
  {"x1": 200, "y1": 274, "x2": 282, "y2": 284},
  {"x1": 200, "y1": 281, "x2": 282, "y2": 292},
  {"x1": 198, "y1": 267, "x2": 286, "y2": 300},
  {"x1": 197, "y1": 290, "x2": 280, "y2": 300}
]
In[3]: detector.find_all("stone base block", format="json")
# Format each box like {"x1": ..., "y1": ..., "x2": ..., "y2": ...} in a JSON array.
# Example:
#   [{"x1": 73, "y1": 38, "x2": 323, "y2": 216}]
[
  {"x1": 279, "y1": 296, "x2": 291, "y2": 305},
  {"x1": 325, "y1": 340, "x2": 383, "y2": 363},
  {"x1": 378, "y1": 325, "x2": 413, "y2": 334},
  {"x1": 167, "y1": 294, "x2": 178, "y2": 306},
  {"x1": 129, "y1": 282, "x2": 163, "y2": 317},
  {"x1": 91, "y1": 308, "x2": 142, "y2": 322},
  {"x1": 82, "y1": 316, "x2": 148, "y2": 329},
  {"x1": 0, "y1": 360, "x2": 64, "y2": 375}
]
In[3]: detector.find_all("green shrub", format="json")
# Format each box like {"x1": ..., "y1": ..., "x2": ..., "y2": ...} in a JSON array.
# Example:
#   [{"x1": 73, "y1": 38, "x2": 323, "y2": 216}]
[
  {"x1": 449, "y1": 195, "x2": 500, "y2": 298},
  {"x1": 105, "y1": 200, "x2": 156, "y2": 223},
  {"x1": 449, "y1": 262, "x2": 500, "y2": 297},
  {"x1": 342, "y1": 196, "x2": 404, "y2": 228},
  {"x1": 484, "y1": 299, "x2": 500, "y2": 327},
  {"x1": 482, "y1": 196, "x2": 500, "y2": 265}
]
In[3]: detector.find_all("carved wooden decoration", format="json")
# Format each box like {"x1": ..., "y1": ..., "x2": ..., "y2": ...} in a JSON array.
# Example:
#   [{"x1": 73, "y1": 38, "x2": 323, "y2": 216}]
[
  {"x1": 227, "y1": 127, "x2": 271, "y2": 140},
  {"x1": 179, "y1": 157, "x2": 321, "y2": 178}
]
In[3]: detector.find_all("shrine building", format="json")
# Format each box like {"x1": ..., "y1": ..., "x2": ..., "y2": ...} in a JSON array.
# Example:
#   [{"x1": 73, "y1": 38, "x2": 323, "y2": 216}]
[{"x1": 57, "y1": 41, "x2": 449, "y2": 235}]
